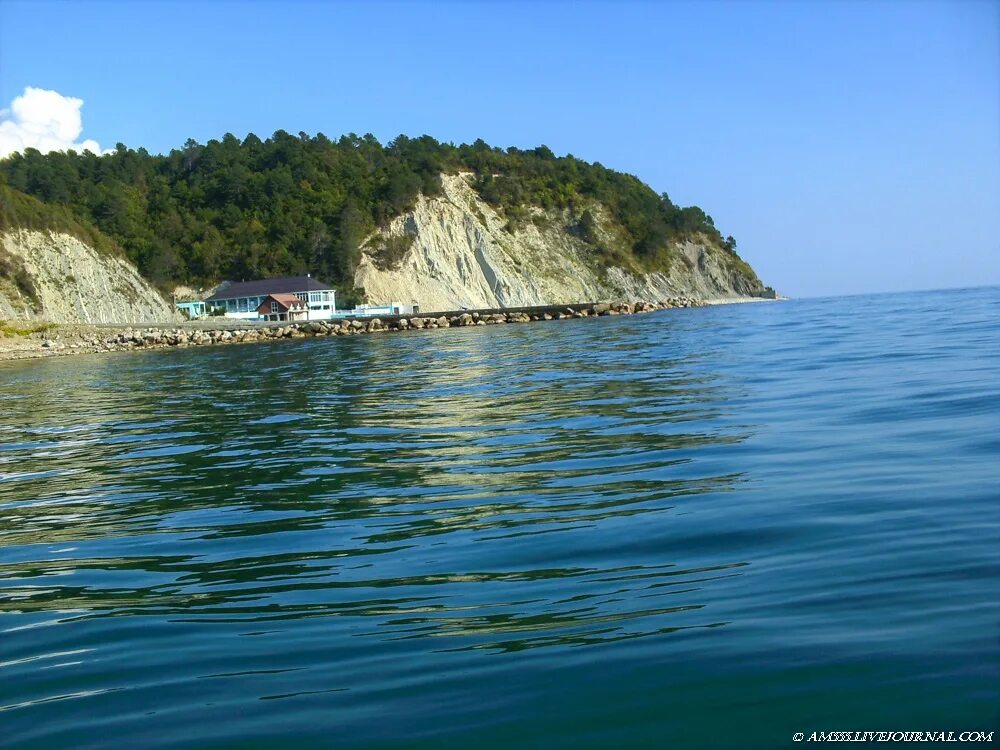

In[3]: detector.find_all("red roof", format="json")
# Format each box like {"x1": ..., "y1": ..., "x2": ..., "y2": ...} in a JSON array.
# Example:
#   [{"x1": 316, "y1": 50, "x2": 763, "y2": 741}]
[{"x1": 258, "y1": 293, "x2": 307, "y2": 312}]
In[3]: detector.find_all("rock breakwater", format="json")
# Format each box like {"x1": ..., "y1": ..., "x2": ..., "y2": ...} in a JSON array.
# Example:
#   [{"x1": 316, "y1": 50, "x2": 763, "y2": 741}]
[{"x1": 3, "y1": 299, "x2": 703, "y2": 361}]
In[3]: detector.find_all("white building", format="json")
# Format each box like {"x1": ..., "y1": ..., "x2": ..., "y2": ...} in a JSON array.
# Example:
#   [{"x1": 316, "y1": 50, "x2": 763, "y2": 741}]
[
  {"x1": 339, "y1": 302, "x2": 419, "y2": 318},
  {"x1": 204, "y1": 275, "x2": 337, "y2": 321}
]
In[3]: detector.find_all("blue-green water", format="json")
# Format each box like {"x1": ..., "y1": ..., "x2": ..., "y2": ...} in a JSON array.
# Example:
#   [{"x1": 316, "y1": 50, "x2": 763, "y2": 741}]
[{"x1": 2, "y1": 288, "x2": 998, "y2": 749}]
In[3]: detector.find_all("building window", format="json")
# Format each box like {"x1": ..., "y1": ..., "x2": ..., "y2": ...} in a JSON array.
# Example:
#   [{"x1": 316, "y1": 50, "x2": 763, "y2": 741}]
[{"x1": 271, "y1": 302, "x2": 278, "y2": 313}]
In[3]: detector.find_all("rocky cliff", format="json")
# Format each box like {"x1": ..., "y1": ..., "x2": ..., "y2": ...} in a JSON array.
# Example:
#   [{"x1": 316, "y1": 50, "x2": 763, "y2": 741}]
[
  {"x1": 0, "y1": 229, "x2": 179, "y2": 324},
  {"x1": 0, "y1": 172, "x2": 765, "y2": 325},
  {"x1": 356, "y1": 174, "x2": 765, "y2": 310}
]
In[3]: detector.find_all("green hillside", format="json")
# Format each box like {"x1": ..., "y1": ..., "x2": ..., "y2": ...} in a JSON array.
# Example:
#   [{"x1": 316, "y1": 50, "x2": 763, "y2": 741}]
[
  {"x1": 0, "y1": 181, "x2": 119, "y2": 255},
  {"x1": 0, "y1": 182, "x2": 126, "y2": 307},
  {"x1": 0, "y1": 132, "x2": 753, "y2": 295}
]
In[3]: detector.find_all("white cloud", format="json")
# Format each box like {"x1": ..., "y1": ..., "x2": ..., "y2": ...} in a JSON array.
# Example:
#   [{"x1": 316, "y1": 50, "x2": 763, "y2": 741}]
[{"x1": 0, "y1": 87, "x2": 111, "y2": 158}]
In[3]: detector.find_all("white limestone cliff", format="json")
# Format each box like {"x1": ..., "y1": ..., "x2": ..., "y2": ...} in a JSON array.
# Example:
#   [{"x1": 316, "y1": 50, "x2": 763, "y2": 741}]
[
  {"x1": 356, "y1": 173, "x2": 764, "y2": 310},
  {"x1": 0, "y1": 229, "x2": 179, "y2": 324}
]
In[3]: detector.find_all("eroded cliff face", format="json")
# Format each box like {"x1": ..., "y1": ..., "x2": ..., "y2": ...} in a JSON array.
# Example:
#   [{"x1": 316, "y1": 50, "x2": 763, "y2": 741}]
[
  {"x1": 0, "y1": 229, "x2": 179, "y2": 324},
  {"x1": 355, "y1": 174, "x2": 764, "y2": 310}
]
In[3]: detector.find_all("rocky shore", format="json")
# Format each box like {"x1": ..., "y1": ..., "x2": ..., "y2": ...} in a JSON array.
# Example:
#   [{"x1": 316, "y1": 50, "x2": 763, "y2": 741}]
[{"x1": 0, "y1": 298, "x2": 704, "y2": 362}]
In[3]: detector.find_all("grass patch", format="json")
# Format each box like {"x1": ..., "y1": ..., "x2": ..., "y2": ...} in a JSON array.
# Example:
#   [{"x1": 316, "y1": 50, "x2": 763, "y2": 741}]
[
  {"x1": 0, "y1": 320, "x2": 56, "y2": 337},
  {"x1": 467, "y1": 196, "x2": 488, "y2": 228},
  {"x1": 0, "y1": 184, "x2": 120, "y2": 257},
  {"x1": 0, "y1": 247, "x2": 40, "y2": 307},
  {"x1": 369, "y1": 234, "x2": 415, "y2": 271}
]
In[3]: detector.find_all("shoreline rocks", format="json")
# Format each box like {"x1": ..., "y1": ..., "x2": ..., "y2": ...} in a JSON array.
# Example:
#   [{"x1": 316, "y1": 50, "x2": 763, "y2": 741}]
[{"x1": 2, "y1": 298, "x2": 705, "y2": 361}]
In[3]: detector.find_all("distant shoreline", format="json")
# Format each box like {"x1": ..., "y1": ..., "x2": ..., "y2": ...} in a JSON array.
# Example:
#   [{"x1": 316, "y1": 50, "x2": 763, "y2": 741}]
[
  {"x1": 702, "y1": 296, "x2": 784, "y2": 306},
  {"x1": 0, "y1": 297, "x2": 777, "y2": 363}
]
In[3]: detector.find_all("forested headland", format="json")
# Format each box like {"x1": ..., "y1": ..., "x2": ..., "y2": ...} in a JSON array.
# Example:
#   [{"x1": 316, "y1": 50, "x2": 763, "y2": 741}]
[{"x1": 0, "y1": 131, "x2": 742, "y2": 297}]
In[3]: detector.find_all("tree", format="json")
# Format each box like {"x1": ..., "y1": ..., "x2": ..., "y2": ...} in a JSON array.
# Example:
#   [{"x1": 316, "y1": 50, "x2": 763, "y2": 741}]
[
  {"x1": 577, "y1": 209, "x2": 598, "y2": 244},
  {"x1": 0, "y1": 128, "x2": 741, "y2": 294},
  {"x1": 335, "y1": 202, "x2": 367, "y2": 282}
]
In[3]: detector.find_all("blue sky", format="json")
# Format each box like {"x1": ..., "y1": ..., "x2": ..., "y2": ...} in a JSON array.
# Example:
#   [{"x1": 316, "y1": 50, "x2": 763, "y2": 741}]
[{"x1": 1, "y1": 0, "x2": 997, "y2": 297}]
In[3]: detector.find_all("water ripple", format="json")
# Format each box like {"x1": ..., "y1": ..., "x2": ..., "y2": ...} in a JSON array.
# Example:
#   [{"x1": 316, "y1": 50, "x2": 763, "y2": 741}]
[{"x1": 1, "y1": 287, "x2": 998, "y2": 749}]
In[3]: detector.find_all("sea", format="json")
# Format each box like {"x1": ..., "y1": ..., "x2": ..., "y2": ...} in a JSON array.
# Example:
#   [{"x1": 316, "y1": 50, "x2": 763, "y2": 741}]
[{"x1": 1, "y1": 287, "x2": 998, "y2": 749}]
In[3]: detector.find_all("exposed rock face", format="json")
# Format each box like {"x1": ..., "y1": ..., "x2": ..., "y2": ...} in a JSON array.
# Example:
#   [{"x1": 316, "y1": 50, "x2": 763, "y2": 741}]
[
  {"x1": 0, "y1": 229, "x2": 179, "y2": 324},
  {"x1": 355, "y1": 174, "x2": 764, "y2": 310}
]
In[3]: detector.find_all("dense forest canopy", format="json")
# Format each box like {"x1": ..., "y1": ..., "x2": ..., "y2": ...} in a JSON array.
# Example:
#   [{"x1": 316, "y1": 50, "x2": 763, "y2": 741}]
[{"x1": 0, "y1": 131, "x2": 737, "y2": 295}]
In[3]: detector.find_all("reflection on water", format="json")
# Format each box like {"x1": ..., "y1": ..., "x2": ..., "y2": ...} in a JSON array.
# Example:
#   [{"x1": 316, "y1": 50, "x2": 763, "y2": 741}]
[
  {"x1": 2, "y1": 288, "x2": 999, "y2": 749},
  {"x1": 1, "y1": 321, "x2": 749, "y2": 652}
]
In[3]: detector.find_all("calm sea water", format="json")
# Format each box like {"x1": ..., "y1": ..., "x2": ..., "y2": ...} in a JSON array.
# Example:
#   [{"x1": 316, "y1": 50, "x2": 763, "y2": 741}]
[{"x1": 2, "y1": 288, "x2": 998, "y2": 749}]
